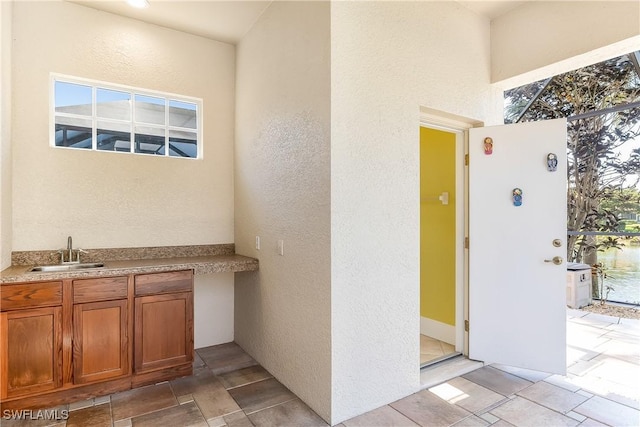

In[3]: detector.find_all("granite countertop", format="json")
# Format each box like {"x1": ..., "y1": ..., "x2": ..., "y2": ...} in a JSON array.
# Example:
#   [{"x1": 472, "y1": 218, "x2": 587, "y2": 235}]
[{"x1": 1, "y1": 244, "x2": 259, "y2": 284}]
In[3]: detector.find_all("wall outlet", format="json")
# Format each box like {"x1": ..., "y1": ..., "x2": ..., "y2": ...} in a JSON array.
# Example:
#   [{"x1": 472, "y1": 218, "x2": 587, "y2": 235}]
[
  {"x1": 255, "y1": 236, "x2": 260, "y2": 250},
  {"x1": 277, "y1": 239, "x2": 284, "y2": 256}
]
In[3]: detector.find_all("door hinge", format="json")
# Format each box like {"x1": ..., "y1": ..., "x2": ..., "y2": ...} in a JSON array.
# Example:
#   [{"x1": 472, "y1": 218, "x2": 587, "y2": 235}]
[
  {"x1": 464, "y1": 237, "x2": 469, "y2": 249},
  {"x1": 464, "y1": 320, "x2": 469, "y2": 332},
  {"x1": 464, "y1": 154, "x2": 469, "y2": 166}
]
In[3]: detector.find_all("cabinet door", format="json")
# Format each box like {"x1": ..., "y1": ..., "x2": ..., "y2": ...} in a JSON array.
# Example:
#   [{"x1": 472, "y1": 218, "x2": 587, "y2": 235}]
[
  {"x1": 1, "y1": 307, "x2": 63, "y2": 399},
  {"x1": 134, "y1": 292, "x2": 193, "y2": 373},
  {"x1": 73, "y1": 300, "x2": 128, "y2": 384}
]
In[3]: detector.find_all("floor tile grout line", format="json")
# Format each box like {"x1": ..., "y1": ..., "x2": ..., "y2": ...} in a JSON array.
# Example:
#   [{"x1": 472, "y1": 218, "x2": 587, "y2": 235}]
[
  {"x1": 514, "y1": 392, "x2": 585, "y2": 417},
  {"x1": 218, "y1": 374, "x2": 275, "y2": 391},
  {"x1": 577, "y1": 392, "x2": 640, "y2": 412},
  {"x1": 571, "y1": 396, "x2": 617, "y2": 427},
  {"x1": 471, "y1": 396, "x2": 511, "y2": 416},
  {"x1": 109, "y1": 400, "x2": 115, "y2": 427},
  {"x1": 386, "y1": 404, "x2": 420, "y2": 425},
  {"x1": 111, "y1": 394, "x2": 180, "y2": 424},
  {"x1": 456, "y1": 412, "x2": 493, "y2": 426},
  {"x1": 241, "y1": 396, "x2": 299, "y2": 417},
  {"x1": 387, "y1": 404, "x2": 424, "y2": 427},
  {"x1": 167, "y1": 374, "x2": 226, "y2": 424},
  {"x1": 187, "y1": 390, "x2": 217, "y2": 426},
  {"x1": 490, "y1": 367, "x2": 550, "y2": 384}
]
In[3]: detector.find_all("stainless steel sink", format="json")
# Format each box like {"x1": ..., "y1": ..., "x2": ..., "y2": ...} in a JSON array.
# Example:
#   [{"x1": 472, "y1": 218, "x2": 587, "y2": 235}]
[{"x1": 29, "y1": 262, "x2": 105, "y2": 272}]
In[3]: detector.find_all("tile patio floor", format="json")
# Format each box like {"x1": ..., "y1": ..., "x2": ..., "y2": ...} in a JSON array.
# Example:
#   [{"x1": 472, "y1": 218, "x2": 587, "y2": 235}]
[{"x1": 3, "y1": 308, "x2": 639, "y2": 427}]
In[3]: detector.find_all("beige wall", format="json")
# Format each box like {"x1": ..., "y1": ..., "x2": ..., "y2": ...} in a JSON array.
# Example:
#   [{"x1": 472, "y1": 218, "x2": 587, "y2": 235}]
[
  {"x1": 492, "y1": 1, "x2": 640, "y2": 86},
  {"x1": 10, "y1": 0, "x2": 237, "y2": 347},
  {"x1": 11, "y1": 0, "x2": 235, "y2": 251},
  {"x1": 1, "y1": 1, "x2": 12, "y2": 269},
  {"x1": 330, "y1": 1, "x2": 497, "y2": 423},
  {"x1": 234, "y1": 1, "x2": 332, "y2": 422}
]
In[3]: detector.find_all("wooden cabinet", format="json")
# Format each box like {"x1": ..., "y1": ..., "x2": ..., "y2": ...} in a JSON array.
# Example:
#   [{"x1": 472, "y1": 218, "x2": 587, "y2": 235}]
[
  {"x1": 134, "y1": 270, "x2": 193, "y2": 378},
  {"x1": 1, "y1": 282, "x2": 63, "y2": 400},
  {"x1": 72, "y1": 276, "x2": 130, "y2": 384},
  {"x1": 1, "y1": 269, "x2": 194, "y2": 408}
]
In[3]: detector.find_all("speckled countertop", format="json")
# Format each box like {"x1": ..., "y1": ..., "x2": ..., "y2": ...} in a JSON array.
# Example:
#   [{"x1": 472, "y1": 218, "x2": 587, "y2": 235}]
[{"x1": 1, "y1": 244, "x2": 258, "y2": 284}]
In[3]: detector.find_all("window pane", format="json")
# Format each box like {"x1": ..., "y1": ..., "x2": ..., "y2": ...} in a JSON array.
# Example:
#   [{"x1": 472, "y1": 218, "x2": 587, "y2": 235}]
[
  {"x1": 53, "y1": 76, "x2": 200, "y2": 158},
  {"x1": 98, "y1": 121, "x2": 131, "y2": 152},
  {"x1": 55, "y1": 116, "x2": 92, "y2": 149},
  {"x1": 169, "y1": 130, "x2": 197, "y2": 158},
  {"x1": 135, "y1": 126, "x2": 165, "y2": 155},
  {"x1": 169, "y1": 100, "x2": 197, "y2": 129},
  {"x1": 97, "y1": 88, "x2": 130, "y2": 121},
  {"x1": 135, "y1": 95, "x2": 165, "y2": 125},
  {"x1": 55, "y1": 81, "x2": 92, "y2": 116}
]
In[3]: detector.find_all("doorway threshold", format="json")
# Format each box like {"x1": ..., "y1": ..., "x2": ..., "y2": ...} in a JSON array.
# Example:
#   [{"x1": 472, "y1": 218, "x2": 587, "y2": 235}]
[
  {"x1": 420, "y1": 352, "x2": 461, "y2": 369},
  {"x1": 420, "y1": 355, "x2": 484, "y2": 390}
]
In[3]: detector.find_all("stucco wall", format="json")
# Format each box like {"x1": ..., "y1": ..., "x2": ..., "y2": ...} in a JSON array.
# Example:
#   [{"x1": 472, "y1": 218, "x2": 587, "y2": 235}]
[
  {"x1": 0, "y1": 1, "x2": 12, "y2": 269},
  {"x1": 234, "y1": 1, "x2": 331, "y2": 422},
  {"x1": 11, "y1": 0, "x2": 235, "y2": 250},
  {"x1": 10, "y1": 0, "x2": 236, "y2": 347},
  {"x1": 492, "y1": 1, "x2": 640, "y2": 85},
  {"x1": 330, "y1": 1, "x2": 496, "y2": 423}
]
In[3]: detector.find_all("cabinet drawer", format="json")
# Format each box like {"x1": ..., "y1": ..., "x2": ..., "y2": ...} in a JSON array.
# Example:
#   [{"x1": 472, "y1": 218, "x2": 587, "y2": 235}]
[
  {"x1": 73, "y1": 277, "x2": 128, "y2": 304},
  {"x1": 134, "y1": 270, "x2": 193, "y2": 296},
  {"x1": 1, "y1": 282, "x2": 63, "y2": 311}
]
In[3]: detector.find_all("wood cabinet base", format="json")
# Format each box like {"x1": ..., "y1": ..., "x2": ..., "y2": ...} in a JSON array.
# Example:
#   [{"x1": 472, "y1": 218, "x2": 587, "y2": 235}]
[
  {"x1": 131, "y1": 363, "x2": 193, "y2": 389},
  {"x1": 1, "y1": 270, "x2": 194, "y2": 411},
  {"x1": 0, "y1": 364, "x2": 192, "y2": 410}
]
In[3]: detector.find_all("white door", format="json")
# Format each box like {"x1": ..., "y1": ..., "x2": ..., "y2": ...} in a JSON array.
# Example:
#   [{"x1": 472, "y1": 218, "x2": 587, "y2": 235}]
[{"x1": 468, "y1": 118, "x2": 567, "y2": 375}]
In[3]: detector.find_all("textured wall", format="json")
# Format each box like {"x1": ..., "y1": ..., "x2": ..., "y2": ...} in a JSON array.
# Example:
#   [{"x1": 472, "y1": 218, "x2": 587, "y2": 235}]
[
  {"x1": 11, "y1": 0, "x2": 235, "y2": 251},
  {"x1": 10, "y1": 0, "x2": 236, "y2": 347},
  {"x1": 492, "y1": 1, "x2": 640, "y2": 85},
  {"x1": 234, "y1": 1, "x2": 331, "y2": 422},
  {"x1": 0, "y1": 1, "x2": 11, "y2": 269},
  {"x1": 330, "y1": 2, "x2": 494, "y2": 423}
]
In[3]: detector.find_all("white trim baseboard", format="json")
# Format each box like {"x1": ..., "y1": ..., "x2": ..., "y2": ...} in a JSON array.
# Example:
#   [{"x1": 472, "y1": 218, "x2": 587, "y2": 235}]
[{"x1": 421, "y1": 316, "x2": 455, "y2": 346}]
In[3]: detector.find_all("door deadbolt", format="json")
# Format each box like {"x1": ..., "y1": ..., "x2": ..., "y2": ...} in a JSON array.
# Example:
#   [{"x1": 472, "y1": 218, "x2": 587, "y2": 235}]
[
  {"x1": 552, "y1": 239, "x2": 562, "y2": 247},
  {"x1": 544, "y1": 256, "x2": 563, "y2": 265}
]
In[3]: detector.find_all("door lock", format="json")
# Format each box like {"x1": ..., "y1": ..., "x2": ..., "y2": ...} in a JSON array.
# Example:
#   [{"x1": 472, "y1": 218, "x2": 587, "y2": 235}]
[{"x1": 544, "y1": 256, "x2": 563, "y2": 265}]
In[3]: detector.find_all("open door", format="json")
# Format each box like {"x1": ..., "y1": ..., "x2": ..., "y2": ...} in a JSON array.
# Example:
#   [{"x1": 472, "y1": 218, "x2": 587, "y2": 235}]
[{"x1": 468, "y1": 118, "x2": 567, "y2": 375}]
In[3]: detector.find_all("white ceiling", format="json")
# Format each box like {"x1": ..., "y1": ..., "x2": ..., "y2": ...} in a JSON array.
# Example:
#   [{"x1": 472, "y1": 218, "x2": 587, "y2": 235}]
[
  {"x1": 69, "y1": 0, "x2": 272, "y2": 44},
  {"x1": 68, "y1": 0, "x2": 529, "y2": 45}
]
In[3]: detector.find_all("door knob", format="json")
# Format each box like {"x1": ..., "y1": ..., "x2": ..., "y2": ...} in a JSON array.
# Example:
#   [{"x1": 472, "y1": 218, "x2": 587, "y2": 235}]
[{"x1": 544, "y1": 256, "x2": 563, "y2": 265}]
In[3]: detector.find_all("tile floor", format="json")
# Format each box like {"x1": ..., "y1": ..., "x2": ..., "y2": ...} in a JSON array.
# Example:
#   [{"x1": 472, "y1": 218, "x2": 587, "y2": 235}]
[
  {"x1": 420, "y1": 335, "x2": 458, "y2": 366},
  {"x1": 2, "y1": 308, "x2": 639, "y2": 427}
]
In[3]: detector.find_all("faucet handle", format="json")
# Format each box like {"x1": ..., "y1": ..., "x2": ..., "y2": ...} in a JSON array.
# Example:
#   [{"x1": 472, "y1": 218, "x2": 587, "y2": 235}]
[
  {"x1": 76, "y1": 248, "x2": 88, "y2": 263},
  {"x1": 56, "y1": 249, "x2": 65, "y2": 264}
]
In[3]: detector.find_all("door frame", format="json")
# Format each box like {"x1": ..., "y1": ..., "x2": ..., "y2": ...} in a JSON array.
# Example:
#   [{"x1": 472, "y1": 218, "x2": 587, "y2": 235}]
[{"x1": 419, "y1": 107, "x2": 483, "y2": 357}]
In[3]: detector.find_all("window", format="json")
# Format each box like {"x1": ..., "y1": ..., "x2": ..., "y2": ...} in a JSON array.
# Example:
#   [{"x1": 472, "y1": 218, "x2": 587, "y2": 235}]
[{"x1": 52, "y1": 74, "x2": 201, "y2": 159}]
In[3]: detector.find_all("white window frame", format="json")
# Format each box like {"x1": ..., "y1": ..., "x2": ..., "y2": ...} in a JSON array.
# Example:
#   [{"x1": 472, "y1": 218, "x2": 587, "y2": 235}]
[{"x1": 50, "y1": 73, "x2": 203, "y2": 159}]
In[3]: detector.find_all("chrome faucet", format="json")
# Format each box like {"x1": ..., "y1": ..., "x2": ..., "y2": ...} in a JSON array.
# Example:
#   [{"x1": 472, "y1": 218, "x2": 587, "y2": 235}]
[
  {"x1": 56, "y1": 236, "x2": 87, "y2": 264},
  {"x1": 67, "y1": 236, "x2": 73, "y2": 263}
]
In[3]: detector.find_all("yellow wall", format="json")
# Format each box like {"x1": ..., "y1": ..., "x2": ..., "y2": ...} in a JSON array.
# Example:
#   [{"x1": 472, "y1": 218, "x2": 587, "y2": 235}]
[{"x1": 420, "y1": 127, "x2": 456, "y2": 325}]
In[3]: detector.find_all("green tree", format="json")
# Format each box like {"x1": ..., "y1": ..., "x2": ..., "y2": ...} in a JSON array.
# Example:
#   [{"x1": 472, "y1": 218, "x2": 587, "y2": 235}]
[
  {"x1": 505, "y1": 53, "x2": 640, "y2": 262},
  {"x1": 600, "y1": 186, "x2": 640, "y2": 218}
]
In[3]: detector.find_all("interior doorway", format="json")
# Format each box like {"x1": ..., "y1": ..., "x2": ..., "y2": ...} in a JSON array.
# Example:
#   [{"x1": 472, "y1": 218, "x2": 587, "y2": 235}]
[
  {"x1": 418, "y1": 99, "x2": 575, "y2": 386},
  {"x1": 419, "y1": 125, "x2": 465, "y2": 367}
]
